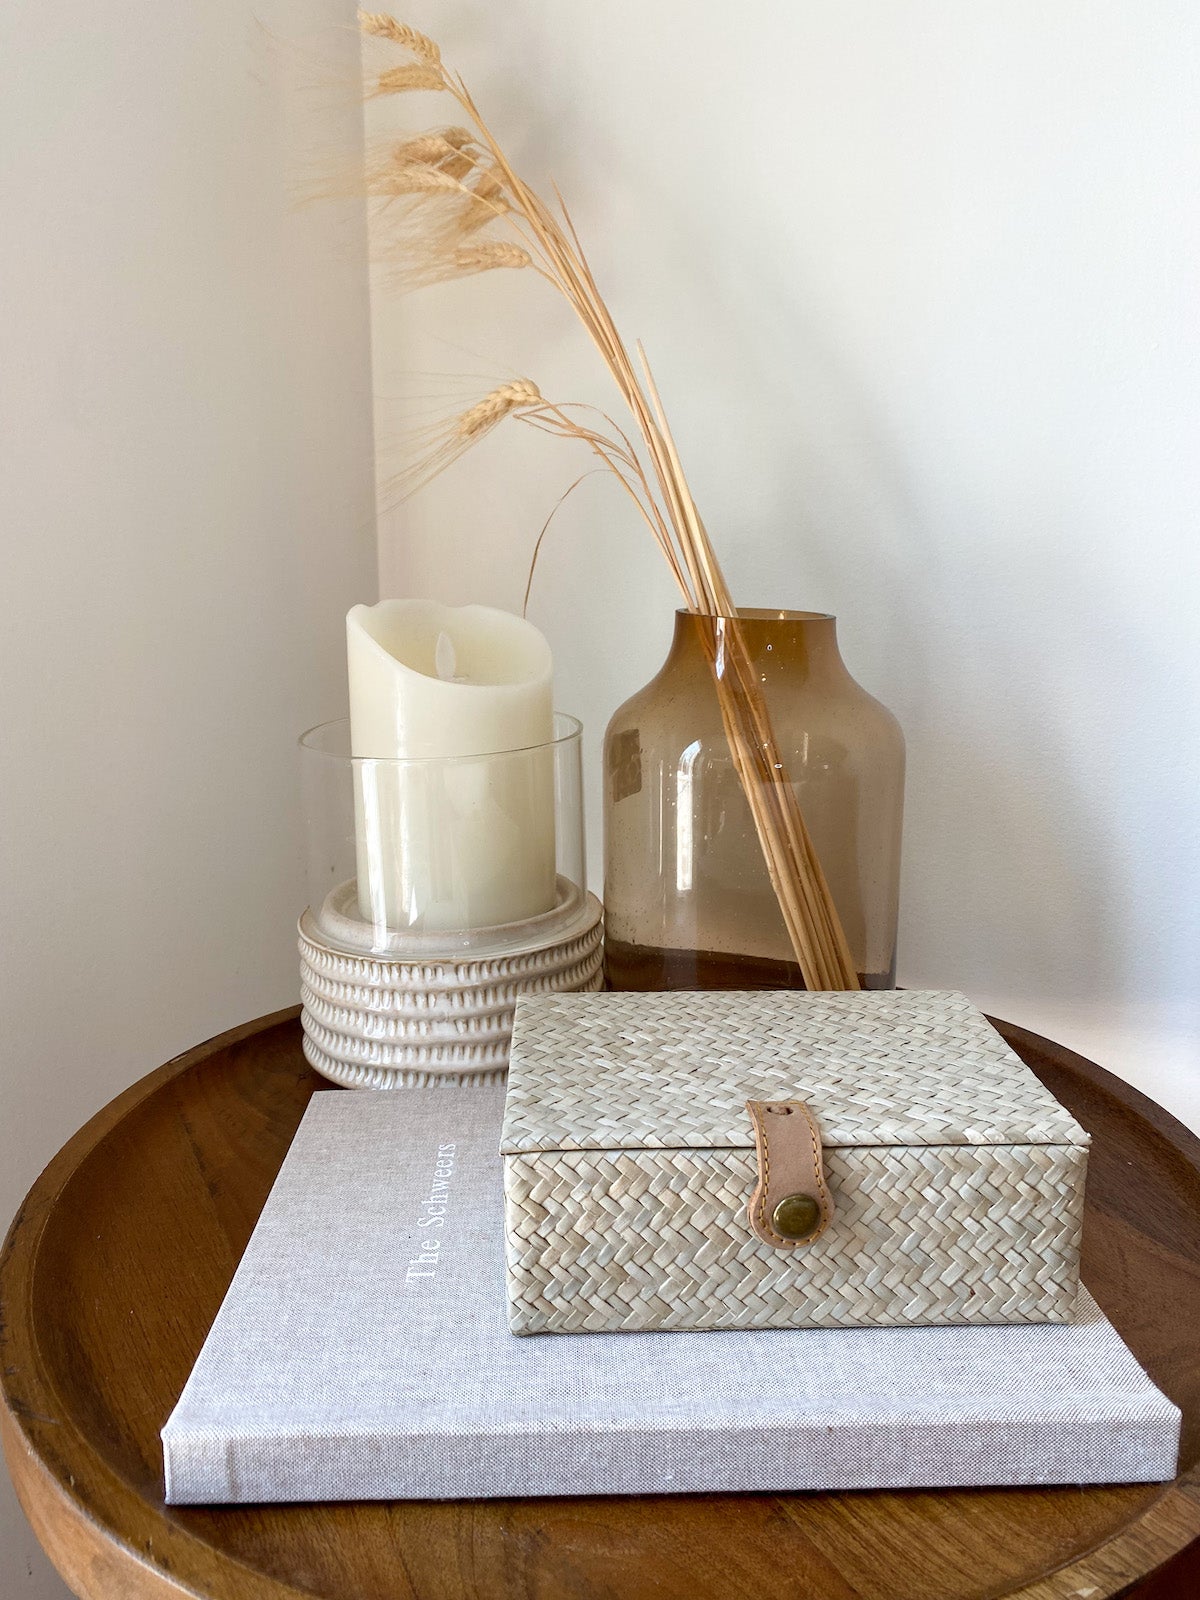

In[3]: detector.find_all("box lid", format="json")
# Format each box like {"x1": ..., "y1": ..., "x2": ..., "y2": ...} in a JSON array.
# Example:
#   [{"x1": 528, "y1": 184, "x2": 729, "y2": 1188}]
[{"x1": 501, "y1": 990, "x2": 1089, "y2": 1154}]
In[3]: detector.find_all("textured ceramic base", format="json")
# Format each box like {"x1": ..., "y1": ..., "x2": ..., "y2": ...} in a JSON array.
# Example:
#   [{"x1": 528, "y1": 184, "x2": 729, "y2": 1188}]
[{"x1": 298, "y1": 893, "x2": 603, "y2": 1089}]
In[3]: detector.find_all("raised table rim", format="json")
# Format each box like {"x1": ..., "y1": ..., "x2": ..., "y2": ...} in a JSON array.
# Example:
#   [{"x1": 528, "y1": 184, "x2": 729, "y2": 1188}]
[{"x1": 2, "y1": 1005, "x2": 1199, "y2": 1600}]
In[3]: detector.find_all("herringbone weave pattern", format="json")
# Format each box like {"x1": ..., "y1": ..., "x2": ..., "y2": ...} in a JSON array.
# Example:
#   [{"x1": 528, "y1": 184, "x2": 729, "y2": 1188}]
[
  {"x1": 502, "y1": 990, "x2": 1084, "y2": 1151},
  {"x1": 504, "y1": 1142, "x2": 1086, "y2": 1333},
  {"x1": 501, "y1": 991, "x2": 1088, "y2": 1333}
]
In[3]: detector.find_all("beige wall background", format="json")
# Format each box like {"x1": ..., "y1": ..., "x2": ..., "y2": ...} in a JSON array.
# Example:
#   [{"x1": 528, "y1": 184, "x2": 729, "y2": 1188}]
[
  {"x1": 2, "y1": 2, "x2": 1198, "y2": 1596},
  {"x1": 0, "y1": 3, "x2": 376, "y2": 1594},
  {"x1": 374, "y1": 0, "x2": 1199, "y2": 1121}
]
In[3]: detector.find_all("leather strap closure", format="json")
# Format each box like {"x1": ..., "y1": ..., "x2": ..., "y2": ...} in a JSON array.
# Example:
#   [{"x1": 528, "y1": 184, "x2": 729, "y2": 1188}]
[{"x1": 745, "y1": 1099, "x2": 835, "y2": 1249}]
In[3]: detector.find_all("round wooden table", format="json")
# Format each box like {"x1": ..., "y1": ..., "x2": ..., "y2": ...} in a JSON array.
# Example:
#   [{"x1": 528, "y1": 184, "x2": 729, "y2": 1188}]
[{"x1": 3, "y1": 1008, "x2": 1199, "y2": 1600}]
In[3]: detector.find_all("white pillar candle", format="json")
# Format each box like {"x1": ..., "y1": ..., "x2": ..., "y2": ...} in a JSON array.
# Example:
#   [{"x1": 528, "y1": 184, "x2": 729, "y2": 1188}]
[{"x1": 346, "y1": 600, "x2": 557, "y2": 934}]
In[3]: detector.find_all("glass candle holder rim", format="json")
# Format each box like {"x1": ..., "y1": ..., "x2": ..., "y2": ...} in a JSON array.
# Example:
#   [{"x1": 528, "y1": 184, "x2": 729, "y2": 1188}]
[{"x1": 298, "y1": 711, "x2": 582, "y2": 766}]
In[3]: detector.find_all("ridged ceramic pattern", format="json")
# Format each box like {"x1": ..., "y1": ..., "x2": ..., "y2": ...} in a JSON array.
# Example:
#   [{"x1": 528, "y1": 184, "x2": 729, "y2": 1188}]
[
  {"x1": 300, "y1": 949, "x2": 603, "y2": 1014},
  {"x1": 299, "y1": 917, "x2": 603, "y2": 989},
  {"x1": 298, "y1": 896, "x2": 603, "y2": 1089},
  {"x1": 300, "y1": 1035, "x2": 506, "y2": 1089}
]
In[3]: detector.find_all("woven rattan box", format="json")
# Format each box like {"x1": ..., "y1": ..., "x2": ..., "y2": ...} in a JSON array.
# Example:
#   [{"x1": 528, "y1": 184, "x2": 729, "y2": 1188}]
[{"x1": 500, "y1": 989, "x2": 1089, "y2": 1336}]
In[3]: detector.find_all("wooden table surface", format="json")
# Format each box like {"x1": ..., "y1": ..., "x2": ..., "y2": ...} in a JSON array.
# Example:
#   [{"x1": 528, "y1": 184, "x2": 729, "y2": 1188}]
[{"x1": 3, "y1": 1007, "x2": 1200, "y2": 1600}]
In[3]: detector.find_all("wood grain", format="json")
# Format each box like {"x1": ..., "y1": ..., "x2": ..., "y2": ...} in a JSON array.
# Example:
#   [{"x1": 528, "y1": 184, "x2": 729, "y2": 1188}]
[{"x1": 2, "y1": 1008, "x2": 1198, "y2": 1600}]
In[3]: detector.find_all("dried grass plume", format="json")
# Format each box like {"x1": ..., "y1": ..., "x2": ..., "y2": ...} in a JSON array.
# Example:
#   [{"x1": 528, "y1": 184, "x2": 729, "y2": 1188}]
[{"x1": 358, "y1": 10, "x2": 860, "y2": 990}]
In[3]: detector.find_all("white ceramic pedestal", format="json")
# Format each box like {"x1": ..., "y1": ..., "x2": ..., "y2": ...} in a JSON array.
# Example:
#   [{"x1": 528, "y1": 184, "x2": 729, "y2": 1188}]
[{"x1": 298, "y1": 886, "x2": 603, "y2": 1088}]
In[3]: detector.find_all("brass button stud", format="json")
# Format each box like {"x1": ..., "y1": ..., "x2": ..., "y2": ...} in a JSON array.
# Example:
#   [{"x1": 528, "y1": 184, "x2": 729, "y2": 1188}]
[{"x1": 772, "y1": 1192, "x2": 821, "y2": 1241}]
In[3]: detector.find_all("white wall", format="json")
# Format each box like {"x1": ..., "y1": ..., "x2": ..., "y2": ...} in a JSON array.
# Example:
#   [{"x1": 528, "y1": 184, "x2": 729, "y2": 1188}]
[
  {"x1": 374, "y1": 1, "x2": 1199, "y2": 1124},
  {"x1": 0, "y1": 4, "x2": 375, "y2": 1595}
]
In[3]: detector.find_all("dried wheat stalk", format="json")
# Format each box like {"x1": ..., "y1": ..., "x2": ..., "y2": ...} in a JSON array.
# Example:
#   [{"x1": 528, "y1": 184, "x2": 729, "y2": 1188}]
[{"x1": 358, "y1": 10, "x2": 860, "y2": 989}]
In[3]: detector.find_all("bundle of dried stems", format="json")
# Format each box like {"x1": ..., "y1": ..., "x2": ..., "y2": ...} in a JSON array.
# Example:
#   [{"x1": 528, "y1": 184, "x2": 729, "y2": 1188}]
[{"x1": 358, "y1": 10, "x2": 860, "y2": 990}]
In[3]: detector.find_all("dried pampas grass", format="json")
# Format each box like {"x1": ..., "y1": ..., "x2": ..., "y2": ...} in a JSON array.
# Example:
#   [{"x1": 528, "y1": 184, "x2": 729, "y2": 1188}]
[
  {"x1": 358, "y1": 11, "x2": 860, "y2": 990},
  {"x1": 359, "y1": 12, "x2": 439, "y2": 60}
]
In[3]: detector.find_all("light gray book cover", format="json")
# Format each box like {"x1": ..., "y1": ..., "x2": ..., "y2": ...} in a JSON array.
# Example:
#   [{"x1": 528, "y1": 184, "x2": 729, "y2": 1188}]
[{"x1": 162, "y1": 1088, "x2": 1179, "y2": 1504}]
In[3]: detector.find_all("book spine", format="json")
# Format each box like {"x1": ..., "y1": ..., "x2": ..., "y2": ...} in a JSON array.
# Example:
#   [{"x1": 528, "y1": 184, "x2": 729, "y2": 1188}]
[{"x1": 163, "y1": 1408, "x2": 1180, "y2": 1504}]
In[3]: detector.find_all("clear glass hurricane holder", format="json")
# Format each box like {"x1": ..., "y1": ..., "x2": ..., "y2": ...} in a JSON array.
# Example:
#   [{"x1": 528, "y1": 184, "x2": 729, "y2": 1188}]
[
  {"x1": 300, "y1": 713, "x2": 589, "y2": 958},
  {"x1": 297, "y1": 714, "x2": 600, "y2": 1088}
]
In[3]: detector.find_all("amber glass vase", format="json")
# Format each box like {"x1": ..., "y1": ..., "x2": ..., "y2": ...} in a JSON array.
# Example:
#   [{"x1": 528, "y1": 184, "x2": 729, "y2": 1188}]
[{"x1": 603, "y1": 610, "x2": 905, "y2": 991}]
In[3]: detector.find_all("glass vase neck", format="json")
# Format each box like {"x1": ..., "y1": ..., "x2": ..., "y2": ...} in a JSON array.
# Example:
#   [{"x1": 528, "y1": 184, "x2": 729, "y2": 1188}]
[{"x1": 669, "y1": 609, "x2": 846, "y2": 680}]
